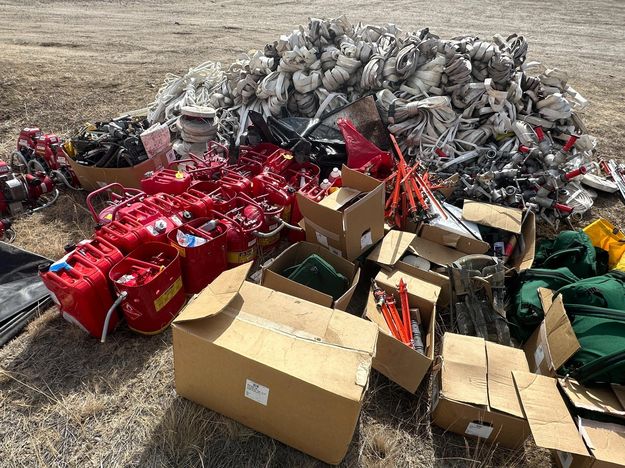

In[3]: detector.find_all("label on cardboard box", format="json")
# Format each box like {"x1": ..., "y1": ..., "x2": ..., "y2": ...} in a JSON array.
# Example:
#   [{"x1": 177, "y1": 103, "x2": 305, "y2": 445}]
[
  {"x1": 360, "y1": 230, "x2": 373, "y2": 250},
  {"x1": 534, "y1": 345, "x2": 545, "y2": 368},
  {"x1": 315, "y1": 231, "x2": 329, "y2": 247},
  {"x1": 244, "y1": 379, "x2": 269, "y2": 406},
  {"x1": 465, "y1": 422, "x2": 494, "y2": 439},
  {"x1": 556, "y1": 450, "x2": 573, "y2": 468}
]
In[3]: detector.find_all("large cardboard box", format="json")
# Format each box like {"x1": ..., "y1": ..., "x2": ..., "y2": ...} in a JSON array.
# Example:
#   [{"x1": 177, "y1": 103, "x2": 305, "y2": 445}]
[
  {"x1": 431, "y1": 333, "x2": 531, "y2": 449},
  {"x1": 260, "y1": 241, "x2": 360, "y2": 311},
  {"x1": 514, "y1": 372, "x2": 625, "y2": 468},
  {"x1": 297, "y1": 165, "x2": 385, "y2": 261},
  {"x1": 364, "y1": 268, "x2": 440, "y2": 393},
  {"x1": 513, "y1": 289, "x2": 625, "y2": 467},
  {"x1": 172, "y1": 263, "x2": 378, "y2": 465},
  {"x1": 67, "y1": 147, "x2": 174, "y2": 191}
]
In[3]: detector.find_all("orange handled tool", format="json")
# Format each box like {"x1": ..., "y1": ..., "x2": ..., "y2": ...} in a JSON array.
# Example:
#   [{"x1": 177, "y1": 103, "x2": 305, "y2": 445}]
[{"x1": 398, "y1": 279, "x2": 414, "y2": 349}]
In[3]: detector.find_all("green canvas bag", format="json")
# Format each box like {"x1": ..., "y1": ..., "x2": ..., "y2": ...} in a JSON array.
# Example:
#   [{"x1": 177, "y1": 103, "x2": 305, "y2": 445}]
[
  {"x1": 282, "y1": 254, "x2": 349, "y2": 301},
  {"x1": 534, "y1": 230, "x2": 606, "y2": 278},
  {"x1": 510, "y1": 267, "x2": 580, "y2": 342}
]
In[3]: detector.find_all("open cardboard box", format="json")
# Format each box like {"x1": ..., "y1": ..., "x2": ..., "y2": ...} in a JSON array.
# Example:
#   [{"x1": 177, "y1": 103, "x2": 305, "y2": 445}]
[
  {"x1": 172, "y1": 263, "x2": 378, "y2": 465},
  {"x1": 512, "y1": 289, "x2": 625, "y2": 468},
  {"x1": 431, "y1": 333, "x2": 531, "y2": 449},
  {"x1": 67, "y1": 146, "x2": 174, "y2": 191},
  {"x1": 297, "y1": 165, "x2": 385, "y2": 261},
  {"x1": 260, "y1": 241, "x2": 360, "y2": 311},
  {"x1": 431, "y1": 290, "x2": 579, "y2": 449},
  {"x1": 364, "y1": 268, "x2": 439, "y2": 393},
  {"x1": 368, "y1": 202, "x2": 535, "y2": 307},
  {"x1": 367, "y1": 229, "x2": 488, "y2": 307}
]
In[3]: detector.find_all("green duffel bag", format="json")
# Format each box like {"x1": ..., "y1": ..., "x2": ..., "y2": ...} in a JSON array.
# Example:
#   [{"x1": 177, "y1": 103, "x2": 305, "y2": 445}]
[
  {"x1": 534, "y1": 230, "x2": 607, "y2": 278},
  {"x1": 557, "y1": 270, "x2": 625, "y2": 310},
  {"x1": 510, "y1": 267, "x2": 580, "y2": 342},
  {"x1": 560, "y1": 304, "x2": 625, "y2": 385},
  {"x1": 282, "y1": 254, "x2": 349, "y2": 301}
]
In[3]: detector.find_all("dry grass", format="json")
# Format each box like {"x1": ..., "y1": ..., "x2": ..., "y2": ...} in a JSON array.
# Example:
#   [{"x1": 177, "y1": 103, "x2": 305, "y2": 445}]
[{"x1": 1, "y1": 1, "x2": 625, "y2": 466}]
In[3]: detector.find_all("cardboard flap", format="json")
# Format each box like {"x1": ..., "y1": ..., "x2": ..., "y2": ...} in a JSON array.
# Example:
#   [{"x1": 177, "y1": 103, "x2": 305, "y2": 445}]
[
  {"x1": 375, "y1": 269, "x2": 440, "y2": 309},
  {"x1": 296, "y1": 192, "x2": 344, "y2": 233},
  {"x1": 341, "y1": 165, "x2": 383, "y2": 193},
  {"x1": 613, "y1": 384, "x2": 625, "y2": 409},
  {"x1": 513, "y1": 371, "x2": 589, "y2": 456},
  {"x1": 485, "y1": 341, "x2": 529, "y2": 418},
  {"x1": 441, "y1": 333, "x2": 488, "y2": 407},
  {"x1": 578, "y1": 417, "x2": 625, "y2": 465},
  {"x1": 419, "y1": 224, "x2": 490, "y2": 254},
  {"x1": 559, "y1": 378, "x2": 625, "y2": 419},
  {"x1": 544, "y1": 294, "x2": 581, "y2": 370},
  {"x1": 319, "y1": 187, "x2": 361, "y2": 210},
  {"x1": 367, "y1": 231, "x2": 416, "y2": 266},
  {"x1": 174, "y1": 262, "x2": 252, "y2": 322},
  {"x1": 409, "y1": 236, "x2": 468, "y2": 266},
  {"x1": 462, "y1": 200, "x2": 523, "y2": 234}
]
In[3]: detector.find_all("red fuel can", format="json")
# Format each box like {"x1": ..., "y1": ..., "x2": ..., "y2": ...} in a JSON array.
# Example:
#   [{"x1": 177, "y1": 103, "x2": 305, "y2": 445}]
[
  {"x1": 190, "y1": 180, "x2": 236, "y2": 214},
  {"x1": 95, "y1": 216, "x2": 148, "y2": 254},
  {"x1": 40, "y1": 255, "x2": 117, "y2": 339},
  {"x1": 168, "y1": 218, "x2": 228, "y2": 293},
  {"x1": 109, "y1": 242, "x2": 186, "y2": 334},
  {"x1": 141, "y1": 169, "x2": 192, "y2": 195},
  {"x1": 175, "y1": 189, "x2": 215, "y2": 218},
  {"x1": 72, "y1": 237, "x2": 124, "y2": 275}
]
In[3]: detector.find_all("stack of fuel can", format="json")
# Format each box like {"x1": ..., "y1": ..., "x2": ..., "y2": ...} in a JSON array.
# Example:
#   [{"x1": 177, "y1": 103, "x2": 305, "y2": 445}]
[{"x1": 39, "y1": 141, "x2": 337, "y2": 341}]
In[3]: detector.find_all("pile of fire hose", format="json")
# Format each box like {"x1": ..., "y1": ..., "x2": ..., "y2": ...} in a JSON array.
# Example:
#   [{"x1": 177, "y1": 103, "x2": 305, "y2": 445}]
[{"x1": 147, "y1": 17, "x2": 589, "y2": 155}]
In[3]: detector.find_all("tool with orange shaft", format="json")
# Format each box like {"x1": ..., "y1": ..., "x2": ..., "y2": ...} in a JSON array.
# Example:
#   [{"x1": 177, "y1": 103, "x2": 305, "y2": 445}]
[
  {"x1": 398, "y1": 279, "x2": 414, "y2": 349},
  {"x1": 385, "y1": 295, "x2": 411, "y2": 346},
  {"x1": 371, "y1": 279, "x2": 403, "y2": 341},
  {"x1": 390, "y1": 134, "x2": 448, "y2": 220}
]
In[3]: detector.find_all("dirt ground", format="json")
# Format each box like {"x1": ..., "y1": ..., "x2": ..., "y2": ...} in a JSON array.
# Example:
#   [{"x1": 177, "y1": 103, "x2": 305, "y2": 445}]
[{"x1": 1, "y1": 0, "x2": 624, "y2": 466}]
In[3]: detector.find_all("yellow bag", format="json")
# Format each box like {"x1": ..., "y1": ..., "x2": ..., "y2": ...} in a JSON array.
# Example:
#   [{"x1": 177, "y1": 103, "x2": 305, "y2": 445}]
[{"x1": 583, "y1": 218, "x2": 625, "y2": 269}]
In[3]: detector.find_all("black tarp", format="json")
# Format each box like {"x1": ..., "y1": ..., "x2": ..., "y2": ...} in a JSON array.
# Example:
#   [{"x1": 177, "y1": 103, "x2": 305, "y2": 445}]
[{"x1": 0, "y1": 241, "x2": 51, "y2": 346}]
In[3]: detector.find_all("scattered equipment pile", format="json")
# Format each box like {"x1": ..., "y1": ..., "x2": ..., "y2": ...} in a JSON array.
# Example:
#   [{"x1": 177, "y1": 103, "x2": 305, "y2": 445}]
[{"x1": 3, "y1": 16, "x2": 625, "y2": 467}]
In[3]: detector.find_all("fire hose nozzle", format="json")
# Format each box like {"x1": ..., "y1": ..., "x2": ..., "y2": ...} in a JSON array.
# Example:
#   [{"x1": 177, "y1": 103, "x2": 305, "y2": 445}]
[
  {"x1": 532, "y1": 196, "x2": 574, "y2": 214},
  {"x1": 563, "y1": 166, "x2": 587, "y2": 181}
]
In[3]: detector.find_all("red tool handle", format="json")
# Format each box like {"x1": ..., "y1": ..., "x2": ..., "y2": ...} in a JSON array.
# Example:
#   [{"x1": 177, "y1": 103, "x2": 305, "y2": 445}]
[
  {"x1": 535, "y1": 127, "x2": 545, "y2": 142},
  {"x1": 554, "y1": 202, "x2": 574, "y2": 214},
  {"x1": 563, "y1": 166, "x2": 587, "y2": 181},
  {"x1": 562, "y1": 135, "x2": 578, "y2": 152}
]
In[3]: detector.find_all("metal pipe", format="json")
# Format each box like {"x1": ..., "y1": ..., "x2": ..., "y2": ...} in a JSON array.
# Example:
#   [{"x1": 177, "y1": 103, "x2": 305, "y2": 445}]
[{"x1": 101, "y1": 291, "x2": 127, "y2": 343}]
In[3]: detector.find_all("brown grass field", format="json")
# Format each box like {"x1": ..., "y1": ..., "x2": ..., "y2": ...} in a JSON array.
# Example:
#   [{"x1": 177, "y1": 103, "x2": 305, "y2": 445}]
[{"x1": 1, "y1": 1, "x2": 625, "y2": 466}]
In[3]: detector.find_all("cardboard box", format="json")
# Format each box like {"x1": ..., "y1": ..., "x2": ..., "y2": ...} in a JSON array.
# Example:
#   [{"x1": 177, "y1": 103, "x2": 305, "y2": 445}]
[
  {"x1": 461, "y1": 200, "x2": 536, "y2": 271},
  {"x1": 513, "y1": 289, "x2": 625, "y2": 467},
  {"x1": 172, "y1": 263, "x2": 378, "y2": 465},
  {"x1": 513, "y1": 372, "x2": 625, "y2": 468},
  {"x1": 67, "y1": 147, "x2": 174, "y2": 191},
  {"x1": 364, "y1": 268, "x2": 440, "y2": 393},
  {"x1": 297, "y1": 165, "x2": 385, "y2": 261},
  {"x1": 367, "y1": 229, "x2": 488, "y2": 307},
  {"x1": 260, "y1": 241, "x2": 360, "y2": 311},
  {"x1": 431, "y1": 333, "x2": 531, "y2": 449}
]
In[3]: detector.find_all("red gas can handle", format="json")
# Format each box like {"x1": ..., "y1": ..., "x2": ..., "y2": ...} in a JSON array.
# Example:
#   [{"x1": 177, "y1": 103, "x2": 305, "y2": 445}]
[{"x1": 86, "y1": 183, "x2": 144, "y2": 222}]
